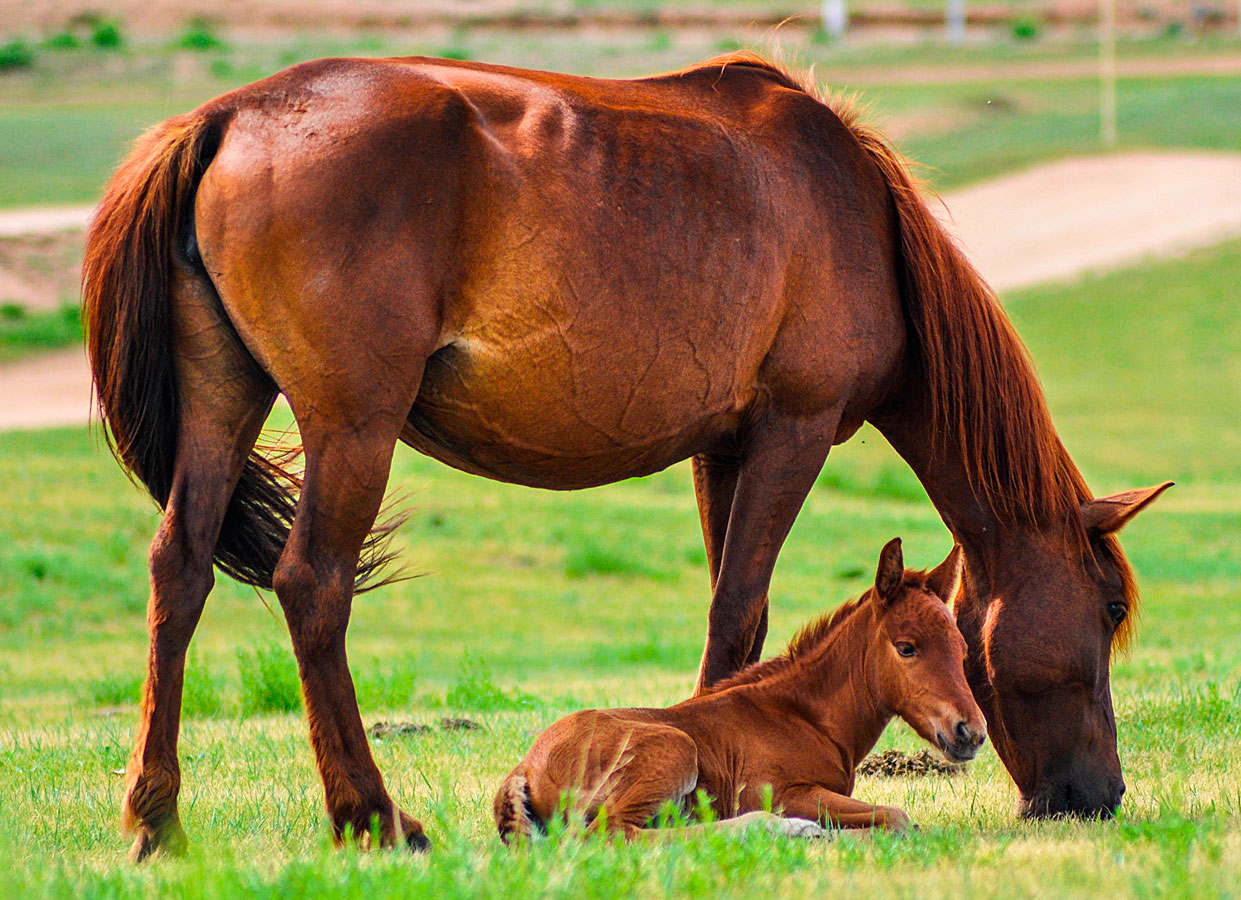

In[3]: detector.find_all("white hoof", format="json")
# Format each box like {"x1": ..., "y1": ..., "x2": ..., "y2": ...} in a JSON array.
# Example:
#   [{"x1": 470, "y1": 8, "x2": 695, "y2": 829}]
[
  {"x1": 728, "y1": 812, "x2": 826, "y2": 839},
  {"x1": 773, "y1": 817, "x2": 827, "y2": 839}
]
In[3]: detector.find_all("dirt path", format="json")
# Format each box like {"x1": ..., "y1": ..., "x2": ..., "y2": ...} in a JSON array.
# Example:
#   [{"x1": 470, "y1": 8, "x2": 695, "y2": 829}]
[{"x1": 3, "y1": 150, "x2": 1240, "y2": 432}]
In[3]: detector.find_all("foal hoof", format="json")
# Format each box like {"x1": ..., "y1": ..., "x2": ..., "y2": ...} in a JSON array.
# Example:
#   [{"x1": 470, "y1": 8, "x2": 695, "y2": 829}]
[
  {"x1": 127, "y1": 818, "x2": 188, "y2": 863},
  {"x1": 730, "y1": 811, "x2": 826, "y2": 839},
  {"x1": 773, "y1": 817, "x2": 827, "y2": 839}
]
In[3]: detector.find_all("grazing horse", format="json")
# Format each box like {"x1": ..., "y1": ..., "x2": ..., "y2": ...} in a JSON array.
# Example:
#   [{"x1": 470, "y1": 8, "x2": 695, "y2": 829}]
[
  {"x1": 82, "y1": 51, "x2": 1171, "y2": 859},
  {"x1": 494, "y1": 539, "x2": 984, "y2": 842}
]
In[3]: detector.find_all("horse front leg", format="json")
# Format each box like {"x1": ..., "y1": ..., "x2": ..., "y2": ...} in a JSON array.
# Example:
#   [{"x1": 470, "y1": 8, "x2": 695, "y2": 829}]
[
  {"x1": 691, "y1": 454, "x2": 768, "y2": 667},
  {"x1": 693, "y1": 412, "x2": 837, "y2": 695},
  {"x1": 272, "y1": 418, "x2": 430, "y2": 851}
]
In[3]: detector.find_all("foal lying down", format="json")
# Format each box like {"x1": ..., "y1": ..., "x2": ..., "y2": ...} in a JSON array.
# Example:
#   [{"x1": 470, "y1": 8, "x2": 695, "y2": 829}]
[{"x1": 494, "y1": 539, "x2": 985, "y2": 842}]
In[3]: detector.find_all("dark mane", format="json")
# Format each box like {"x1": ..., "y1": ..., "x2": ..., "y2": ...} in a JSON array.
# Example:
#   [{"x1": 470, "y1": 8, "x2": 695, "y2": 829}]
[{"x1": 686, "y1": 52, "x2": 1139, "y2": 645}]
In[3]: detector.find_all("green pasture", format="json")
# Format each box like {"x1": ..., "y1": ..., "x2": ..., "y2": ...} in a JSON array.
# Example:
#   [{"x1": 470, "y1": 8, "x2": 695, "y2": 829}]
[
  {"x1": 1, "y1": 227, "x2": 1239, "y2": 895},
  {"x1": 1, "y1": 30, "x2": 1240, "y2": 206}
]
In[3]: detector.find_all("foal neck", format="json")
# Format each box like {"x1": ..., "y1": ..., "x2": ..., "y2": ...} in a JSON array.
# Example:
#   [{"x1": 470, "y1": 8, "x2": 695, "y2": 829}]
[{"x1": 750, "y1": 598, "x2": 894, "y2": 769}]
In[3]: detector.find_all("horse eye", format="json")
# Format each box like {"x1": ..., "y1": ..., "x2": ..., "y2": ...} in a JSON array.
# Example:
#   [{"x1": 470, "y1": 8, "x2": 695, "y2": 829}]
[
  {"x1": 1107, "y1": 602, "x2": 1127, "y2": 626},
  {"x1": 895, "y1": 641, "x2": 917, "y2": 658}
]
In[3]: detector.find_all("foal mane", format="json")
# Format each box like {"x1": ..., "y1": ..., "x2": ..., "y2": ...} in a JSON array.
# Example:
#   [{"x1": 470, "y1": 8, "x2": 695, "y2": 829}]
[
  {"x1": 703, "y1": 591, "x2": 870, "y2": 694},
  {"x1": 681, "y1": 51, "x2": 1139, "y2": 647}
]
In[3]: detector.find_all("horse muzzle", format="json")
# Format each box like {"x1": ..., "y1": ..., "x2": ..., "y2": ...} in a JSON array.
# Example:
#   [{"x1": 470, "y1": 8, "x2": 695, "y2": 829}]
[{"x1": 1019, "y1": 775, "x2": 1125, "y2": 820}]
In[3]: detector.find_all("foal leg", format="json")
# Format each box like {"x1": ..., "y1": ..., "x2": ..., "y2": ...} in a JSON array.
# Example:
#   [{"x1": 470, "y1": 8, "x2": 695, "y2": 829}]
[
  {"x1": 124, "y1": 271, "x2": 275, "y2": 861},
  {"x1": 584, "y1": 726, "x2": 700, "y2": 840},
  {"x1": 778, "y1": 787, "x2": 911, "y2": 833},
  {"x1": 272, "y1": 412, "x2": 429, "y2": 850},
  {"x1": 693, "y1": 412, "x2": 839, "y2": 694}
]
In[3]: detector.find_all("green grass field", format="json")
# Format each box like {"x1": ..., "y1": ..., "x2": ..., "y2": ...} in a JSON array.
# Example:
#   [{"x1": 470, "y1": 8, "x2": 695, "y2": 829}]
[{"x1": 1, "y1": 222, "x2": 1238, "y2": 895}]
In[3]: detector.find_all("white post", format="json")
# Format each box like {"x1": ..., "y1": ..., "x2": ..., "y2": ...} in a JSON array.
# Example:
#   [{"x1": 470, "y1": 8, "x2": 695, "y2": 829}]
[
  {"x1": 947, "y1": 0, "x2": 966, "y2": 44},
  {"x1": 1100, "y1": 0, "x2": 1117, "y2": 147},
  {"x1": 822, "y1": 0, "x2": 847, "y2": 37}
]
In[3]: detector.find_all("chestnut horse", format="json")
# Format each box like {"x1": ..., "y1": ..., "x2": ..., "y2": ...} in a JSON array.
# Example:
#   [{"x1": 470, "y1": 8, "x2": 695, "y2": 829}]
[
  {"x1": 83, "y1": 52, "x2": 1170, "y2": 858},
  {"x1": 494, "y1": 539, "x2": 984, "y2": 842}
]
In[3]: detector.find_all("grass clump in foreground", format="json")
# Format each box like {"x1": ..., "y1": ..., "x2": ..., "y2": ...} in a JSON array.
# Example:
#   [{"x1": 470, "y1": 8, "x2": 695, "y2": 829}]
[{"x1": 0, "y1": 250, "x2": 1239, "y2": 893}]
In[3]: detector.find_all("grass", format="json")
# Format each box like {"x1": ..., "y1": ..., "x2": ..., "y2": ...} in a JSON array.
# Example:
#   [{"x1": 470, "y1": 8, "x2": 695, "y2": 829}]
[{"x1": 0, "y1": 226, "x2": 1238, "y2": 895}]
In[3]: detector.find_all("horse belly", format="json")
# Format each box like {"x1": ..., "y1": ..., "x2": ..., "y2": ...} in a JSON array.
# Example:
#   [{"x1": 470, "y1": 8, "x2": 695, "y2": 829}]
[{"x1": 403, "y1": 330, "x2": 747, "y2": 489}]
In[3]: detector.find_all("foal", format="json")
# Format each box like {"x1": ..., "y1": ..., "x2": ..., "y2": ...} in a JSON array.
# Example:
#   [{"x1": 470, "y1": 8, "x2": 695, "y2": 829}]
[{"x1": 494, "y1": 539, "x2": 985, "y2": 842}]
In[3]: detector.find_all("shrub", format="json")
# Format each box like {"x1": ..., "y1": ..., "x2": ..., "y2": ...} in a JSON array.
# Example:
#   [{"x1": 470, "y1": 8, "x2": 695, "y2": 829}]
[
  {"x1": 90, "y1": 19, "x2": 123, "y2": 49},
  {"x1": 0, "y1": 40, "x2": 34, "y2": 72},
  {"x1": 236, "y1": 643, "x2": 302, "y2": 715},
  {"x1": 178, "y1": 18, "x2": 224, "y2": 52},
  {"x1": 1011, "y1": 17, "x2": 1041, "y2": 41}
]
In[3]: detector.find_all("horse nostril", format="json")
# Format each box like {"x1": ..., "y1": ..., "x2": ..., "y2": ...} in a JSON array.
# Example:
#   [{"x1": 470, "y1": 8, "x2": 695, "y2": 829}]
[{"x1": 954, "y1": 720, "x2": 972, "y2": 744}]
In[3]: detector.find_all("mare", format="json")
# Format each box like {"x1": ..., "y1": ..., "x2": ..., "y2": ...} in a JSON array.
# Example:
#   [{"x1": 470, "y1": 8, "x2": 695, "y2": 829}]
[
  {"x1": 494, "y1": 539, "x2": 985, "y2": 842},
  {"x1": 81, "y1": 51, "x2": 1171, "y2": 858}
]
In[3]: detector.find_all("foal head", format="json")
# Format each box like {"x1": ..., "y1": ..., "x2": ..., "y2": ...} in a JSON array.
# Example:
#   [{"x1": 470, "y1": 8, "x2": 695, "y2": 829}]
[{"x1": 866, "y1": 538, "x2": 986, "y2": 763}]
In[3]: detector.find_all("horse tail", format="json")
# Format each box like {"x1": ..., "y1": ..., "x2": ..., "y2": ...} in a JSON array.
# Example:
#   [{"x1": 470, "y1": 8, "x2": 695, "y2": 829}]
[
  {"x1": 82, "y1": 111, "x2": 401, "y2": 592},
  {"x1": 493, "y1": 770, "x2": 539, "y2": 845},
  {"x1": 841, "y1": 111, "x2": 1090, "y2": 529}
]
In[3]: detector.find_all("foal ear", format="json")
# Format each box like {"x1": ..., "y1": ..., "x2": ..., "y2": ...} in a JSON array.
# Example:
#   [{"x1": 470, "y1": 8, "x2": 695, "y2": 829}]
[
  {"x1": 875, "y1": 537, "x2": 903, "y2": 604},
  {"x1": 925, "y1": 544, "x2": 964, "y2": 604},
  {"x1": 1081, "y1": 481, "x2": 1173, "y2": 535}
]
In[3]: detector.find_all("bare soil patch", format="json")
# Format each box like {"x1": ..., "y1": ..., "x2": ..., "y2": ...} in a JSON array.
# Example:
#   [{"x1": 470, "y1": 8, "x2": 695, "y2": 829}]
[{"x1": 0, "y1": 229, "x2": 84, "y2": 314}]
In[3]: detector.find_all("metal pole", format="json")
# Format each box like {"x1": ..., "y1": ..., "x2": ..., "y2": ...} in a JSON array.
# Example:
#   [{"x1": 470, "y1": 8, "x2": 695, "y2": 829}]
[
  {"x1": 822, "y1": 0, "x2": 847, "y2": 37},
  {"x1": 947, "y1": 0, "x2": 966, "y2": 44},
  {"x1": 1100, "y1": 0, "x2": 1117, "y2": 147}
]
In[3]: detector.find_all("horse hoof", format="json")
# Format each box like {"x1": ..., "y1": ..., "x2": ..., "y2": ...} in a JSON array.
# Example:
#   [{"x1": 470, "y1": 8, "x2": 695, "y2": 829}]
[
  {"x1": 400, "y1": 811, "x2": 432, "y2": 853},
  {"x1": 127, "y1": 818, "x2": 188, "y2": 863}
]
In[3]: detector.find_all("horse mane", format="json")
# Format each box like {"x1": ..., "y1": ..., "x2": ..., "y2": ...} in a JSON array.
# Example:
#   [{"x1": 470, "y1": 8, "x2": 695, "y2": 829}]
[{"x1": 681, "y1": 51, "x2": 1139, "y2": 647}]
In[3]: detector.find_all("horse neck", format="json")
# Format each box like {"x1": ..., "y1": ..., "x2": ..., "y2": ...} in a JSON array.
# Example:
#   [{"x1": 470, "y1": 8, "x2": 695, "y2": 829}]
[
  {"x1": 757, "y1": 605, "x2": 894, "y2": 770},
  {"x1": 873, "y1": 397, "x2": 1081, "y2": 610}
]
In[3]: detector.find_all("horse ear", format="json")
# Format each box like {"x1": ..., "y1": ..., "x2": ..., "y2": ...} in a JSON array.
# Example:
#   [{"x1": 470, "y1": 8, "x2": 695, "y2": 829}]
[
  {"x1": 925, "y1": 544, "x2": 964, "y2": 604},
  {"x1": 875, "y1": 537, "x2": 903, "y2": 604},
  {"x1": 1081, "y1": 482, "x2": 1173, "y2": 535}
]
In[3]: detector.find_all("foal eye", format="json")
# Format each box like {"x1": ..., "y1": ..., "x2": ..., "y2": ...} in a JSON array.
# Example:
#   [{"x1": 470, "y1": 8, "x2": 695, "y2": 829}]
[
  {"x1": 895, "y1": 642, "x2": 917, "y2": 658},
  {"x1": 1107, "y1": 602, "x2": 1128, "y2": 626}
]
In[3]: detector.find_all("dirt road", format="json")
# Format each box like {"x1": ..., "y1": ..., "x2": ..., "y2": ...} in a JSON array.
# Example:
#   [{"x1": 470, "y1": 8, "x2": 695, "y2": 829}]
[{"x1": 2, "y1": 150, "x2": 1239, "y2": 432}]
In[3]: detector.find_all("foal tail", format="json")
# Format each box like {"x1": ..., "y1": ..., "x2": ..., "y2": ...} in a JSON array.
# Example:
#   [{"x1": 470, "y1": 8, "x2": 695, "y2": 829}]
[
  {"x1": 82, "y1": 111, "x2": 398, "y2": 591},
  {"x1": 842, "y1": 114, "x2": 1090, "y2": 529},
  {"x1": 493, "y1": 770, "x2": 540, "y2": 845}
]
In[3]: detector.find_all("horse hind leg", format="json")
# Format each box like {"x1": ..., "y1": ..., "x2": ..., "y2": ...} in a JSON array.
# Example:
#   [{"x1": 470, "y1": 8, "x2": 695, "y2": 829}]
[
  {"x1": 270, "y1": 398, "x2": 430, "y2": 850},
  {"x1": 124, "y1": 268, "x2": 276, "y2": 861}
]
